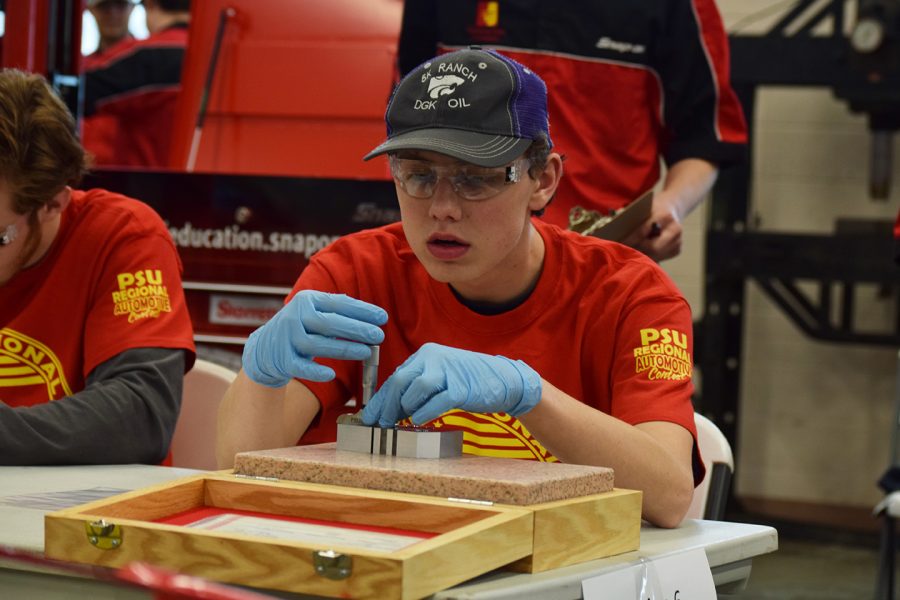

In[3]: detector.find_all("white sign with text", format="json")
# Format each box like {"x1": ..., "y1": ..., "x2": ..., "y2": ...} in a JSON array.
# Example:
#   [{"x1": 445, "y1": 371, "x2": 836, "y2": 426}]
[{"x1": 582, "y1": 548, "x2": 716, "y2": 600}]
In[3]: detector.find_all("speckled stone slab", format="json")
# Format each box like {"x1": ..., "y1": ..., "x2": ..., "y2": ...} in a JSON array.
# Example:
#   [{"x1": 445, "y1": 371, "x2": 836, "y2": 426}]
[{"x1": 233, "y1": 442, "x2": 614, "y2": 505}]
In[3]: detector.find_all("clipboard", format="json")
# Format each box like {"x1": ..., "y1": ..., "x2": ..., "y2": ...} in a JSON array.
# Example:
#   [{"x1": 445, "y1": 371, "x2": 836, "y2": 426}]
[{"x1": 567, "y1": 190, "x2": 654, "y2": 242}]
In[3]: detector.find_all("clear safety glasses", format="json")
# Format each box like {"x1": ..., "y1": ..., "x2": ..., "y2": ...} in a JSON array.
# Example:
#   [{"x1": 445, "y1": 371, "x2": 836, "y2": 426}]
[
  {"x1": 389, "y1": 156, "x2": 530, "y2": 201},
  {"x1": 0, "y1": 222, "x2": 18, "y2": 247}
]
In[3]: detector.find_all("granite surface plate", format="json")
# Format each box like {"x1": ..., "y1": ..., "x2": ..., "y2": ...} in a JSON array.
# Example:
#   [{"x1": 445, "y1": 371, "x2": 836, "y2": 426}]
[{"x1": 233, "y1": 442, "x2": 614, "y2": 505}]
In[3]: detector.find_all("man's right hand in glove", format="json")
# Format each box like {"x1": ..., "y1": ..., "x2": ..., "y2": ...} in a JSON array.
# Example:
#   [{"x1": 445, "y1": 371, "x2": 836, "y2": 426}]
[{"x1": 242, "y1": 290, "x2": 387, "y2": 387}]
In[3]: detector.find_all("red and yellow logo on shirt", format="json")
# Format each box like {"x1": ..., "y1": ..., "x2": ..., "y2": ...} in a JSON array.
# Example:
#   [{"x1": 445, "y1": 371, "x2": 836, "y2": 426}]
[
  {"x1": 475, "y1": 1, "x2": 500, "y2": 27},
  {"x1": 112, "y1": 269, "x2": 172, "y2": 323},
  {"x1": 633, "y1": 327, "x2": 692, "y2": 381},
  {"x1": 0, "y1": 328, "x2": 72, "y2": 401},
  {"x1": 468, "y1": 1, "x2": 505, "y2": 43}
]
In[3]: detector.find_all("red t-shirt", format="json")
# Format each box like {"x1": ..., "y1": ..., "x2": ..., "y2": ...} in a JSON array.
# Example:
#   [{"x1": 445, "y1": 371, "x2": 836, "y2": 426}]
[
  {"x1": 292, "y1": 220, "x2": 702, "y2": 481},
  {"x1": 0, "y1": 189, "x2": 195, "y2": 407}
]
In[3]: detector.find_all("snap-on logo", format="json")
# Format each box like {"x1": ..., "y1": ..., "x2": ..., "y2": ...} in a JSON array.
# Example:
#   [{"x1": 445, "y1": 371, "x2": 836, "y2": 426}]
[{"x1": 596, "y1": 36, "x2": 646, "y2": 55}]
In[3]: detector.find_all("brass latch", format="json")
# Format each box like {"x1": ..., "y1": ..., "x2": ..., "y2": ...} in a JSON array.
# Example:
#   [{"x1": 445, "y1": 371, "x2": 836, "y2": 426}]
[
  {"x1": 313, "y1": 549, "x2": 352, "y2": 580},
  {"x1": 85, "y1": 519, "x2": 122, "y2": 550}
]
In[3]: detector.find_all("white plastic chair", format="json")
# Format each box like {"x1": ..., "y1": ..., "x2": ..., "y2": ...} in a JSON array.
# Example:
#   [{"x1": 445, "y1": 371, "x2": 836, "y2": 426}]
[
  {"x1": 875, "y1": 492, "x2": 900, "y2": 600},
  {"x1": 874, "y1": 350, "x2": 900, "y2": 600},
  {"x1": 686, "y1": 412, "x2": 735, "y2": 520},
  {"x1": 170, "y1": 359, "x2": 238, "y2": 470}
]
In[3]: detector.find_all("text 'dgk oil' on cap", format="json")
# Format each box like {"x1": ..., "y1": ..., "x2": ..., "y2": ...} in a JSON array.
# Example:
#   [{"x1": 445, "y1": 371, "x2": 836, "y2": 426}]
[{"x1": 364, "y1": 47, "x2": 551, "y2": 168}]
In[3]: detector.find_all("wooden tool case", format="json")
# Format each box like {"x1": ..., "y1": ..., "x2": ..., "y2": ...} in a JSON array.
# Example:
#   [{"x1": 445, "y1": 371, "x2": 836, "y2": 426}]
[{"x1": 44, "y1": 472, "x2": 534, "y2": 600}]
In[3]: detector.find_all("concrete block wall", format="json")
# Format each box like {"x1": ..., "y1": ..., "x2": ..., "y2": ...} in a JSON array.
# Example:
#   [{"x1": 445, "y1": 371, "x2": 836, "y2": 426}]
[{"x1": 663, "y1": 0, "x2": 899, "y2": 518}]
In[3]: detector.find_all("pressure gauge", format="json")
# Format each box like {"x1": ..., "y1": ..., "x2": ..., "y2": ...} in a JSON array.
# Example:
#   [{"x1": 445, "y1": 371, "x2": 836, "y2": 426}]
[{"x1": 851, "y1": 17, "x2": 886, "y2": 53}]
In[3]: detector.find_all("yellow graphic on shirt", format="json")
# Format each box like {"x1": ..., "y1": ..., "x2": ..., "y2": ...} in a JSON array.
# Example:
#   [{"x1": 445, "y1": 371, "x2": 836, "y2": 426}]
[
  {"x1": 0, "y1": 328, "x2": 72, "y2": 400},
  {"x1": 476, "y1": 2, "x2": 500, "y2": 27},
  {"x1": 633, "y1": 327, "x2": 692, "y2": 381},
  {"x1": 436, "y1": 409, "x2": 558, "y2": 462},
  {"x1": 112, "y1": 269, "x2": 172, "y2": 323}
]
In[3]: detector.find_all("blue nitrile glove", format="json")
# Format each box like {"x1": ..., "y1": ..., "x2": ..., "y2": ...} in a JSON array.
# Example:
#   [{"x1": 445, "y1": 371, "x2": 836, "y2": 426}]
[
  {"x1": 361, "y1": 342, "x2": 542, "y2": 428},
  {"x1": 242, "y1": 290, "x2": 387, "y2": 387}
]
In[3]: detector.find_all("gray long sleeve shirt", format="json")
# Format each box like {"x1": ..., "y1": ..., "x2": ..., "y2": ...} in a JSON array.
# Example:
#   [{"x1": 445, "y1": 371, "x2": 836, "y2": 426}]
[{"x1": 0, "y1": 347, "x2": 186, "y2": 465}]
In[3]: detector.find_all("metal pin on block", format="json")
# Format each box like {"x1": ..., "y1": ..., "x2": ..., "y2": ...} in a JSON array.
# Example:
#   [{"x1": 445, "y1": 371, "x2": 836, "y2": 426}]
[
  {"x1": 336, "y1": 345, "x2": 463, "y2": 458},
  {"x1": 361, "y1": 344, "x2": 380, "y2": 406}
]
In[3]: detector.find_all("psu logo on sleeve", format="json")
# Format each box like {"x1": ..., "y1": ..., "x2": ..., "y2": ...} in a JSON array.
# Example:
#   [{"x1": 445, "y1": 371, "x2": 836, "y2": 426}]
[
  {"x1": 633, "y1": 327, "x2": 692, "y2": 381},
  {"x1": 112, "y1": 269, "x2": 173, "y2": 323}
]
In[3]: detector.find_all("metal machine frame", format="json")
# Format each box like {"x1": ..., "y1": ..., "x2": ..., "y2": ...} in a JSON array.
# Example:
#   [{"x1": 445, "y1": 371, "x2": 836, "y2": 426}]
[{"x1": 698, "y1": 0, "x2": 900, "y2": 452}]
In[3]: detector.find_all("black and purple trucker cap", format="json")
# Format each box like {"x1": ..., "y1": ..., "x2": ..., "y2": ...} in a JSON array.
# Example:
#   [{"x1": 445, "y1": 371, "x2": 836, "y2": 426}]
[{"x1": 364, "y1": 47, "x2": 551, "y2": 168}]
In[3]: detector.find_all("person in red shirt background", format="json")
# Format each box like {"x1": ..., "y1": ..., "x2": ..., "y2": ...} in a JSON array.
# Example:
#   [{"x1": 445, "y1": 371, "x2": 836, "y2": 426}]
[
  {"x1": 398, "y1": 0, "x2": 748, "y2": 262},
  {"x1": 85, "y1": 0, "x2": 137, "y2": 64},
  {"x1": 0, "y1": 69, "x2": 195, "y2": 465},
  {"x1": 82, "y1": 0, "x2": 190, "y2": 168},
  {"x1": 82, "y1": 0, "x2": 139, "y2": 168}
]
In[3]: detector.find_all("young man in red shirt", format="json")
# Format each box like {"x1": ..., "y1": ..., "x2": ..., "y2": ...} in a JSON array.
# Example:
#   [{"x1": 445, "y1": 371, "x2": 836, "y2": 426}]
[
  {"x1": 218, "y1": 48, "x2": 701, "y2": 528},
  {"x1": 0, "y1": 70, "x2": 195, "y2": 465}
]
